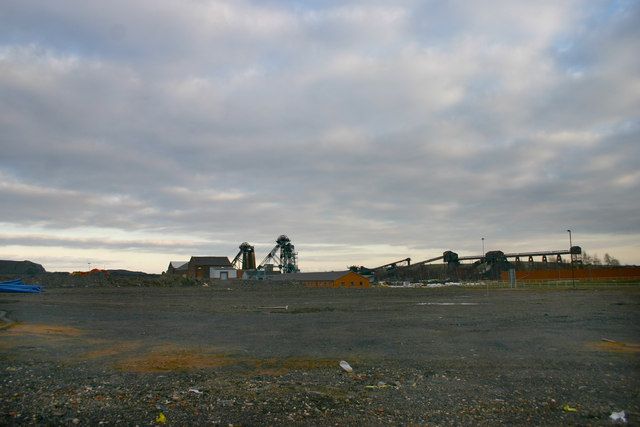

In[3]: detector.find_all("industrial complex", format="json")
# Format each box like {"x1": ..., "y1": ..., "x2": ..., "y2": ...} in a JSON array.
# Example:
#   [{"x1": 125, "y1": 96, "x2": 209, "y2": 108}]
[
  {"x1": 162, "y1": 234, "x2": 638, "y2": 285},
  {"x1": 167, "y1": 235, "x2": 370, "y2": 287}
]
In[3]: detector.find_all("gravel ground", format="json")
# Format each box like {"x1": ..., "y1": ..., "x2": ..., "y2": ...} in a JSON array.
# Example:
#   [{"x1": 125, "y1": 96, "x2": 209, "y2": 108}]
[{"x1": 1, "y1": 284, "x2": 639, "y2": 425}]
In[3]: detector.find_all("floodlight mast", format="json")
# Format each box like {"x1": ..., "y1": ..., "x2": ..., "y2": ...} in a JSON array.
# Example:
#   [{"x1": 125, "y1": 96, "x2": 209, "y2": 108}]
[{"x1": 567, "y1": 229, "x2": 575, "y2": 288}]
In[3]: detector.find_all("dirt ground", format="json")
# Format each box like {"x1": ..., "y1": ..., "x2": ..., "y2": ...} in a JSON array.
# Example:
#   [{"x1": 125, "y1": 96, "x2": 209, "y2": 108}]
[{"x1": 1, "y1": 283, "x2": 639, "y2": 425}]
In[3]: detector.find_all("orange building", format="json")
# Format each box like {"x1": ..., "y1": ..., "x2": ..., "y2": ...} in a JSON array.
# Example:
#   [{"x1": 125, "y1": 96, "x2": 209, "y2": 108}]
[{"x1": 267, "y1": 270, "x2": 371, "y2": 288}]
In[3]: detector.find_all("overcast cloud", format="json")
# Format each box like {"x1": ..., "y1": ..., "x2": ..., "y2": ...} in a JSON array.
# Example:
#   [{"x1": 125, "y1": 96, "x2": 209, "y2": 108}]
[{"x1": 1, "y1": 0, "x2": 639, "y2": 272}]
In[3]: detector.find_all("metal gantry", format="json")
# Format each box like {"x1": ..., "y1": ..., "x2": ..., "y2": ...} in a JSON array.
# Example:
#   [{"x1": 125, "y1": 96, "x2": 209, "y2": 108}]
[
  {"x1": 373, "y1": 246, "x2": 583, "y2": 278},
  {"x1": 231, "y1": 242, "x2": 256, "y2": 270},
  {"x1": 258, "y1": 235, "x2": 299, "y2": 274}
]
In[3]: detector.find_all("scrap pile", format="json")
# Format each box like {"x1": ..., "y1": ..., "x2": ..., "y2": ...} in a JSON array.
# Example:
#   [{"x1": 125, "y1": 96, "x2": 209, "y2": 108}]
[
  {"x1": 71, "y1": 268, "x2": 110, "y2": 277},
  {"x1": 0, "y1": 278, "x2": 42, "y2": 293}
]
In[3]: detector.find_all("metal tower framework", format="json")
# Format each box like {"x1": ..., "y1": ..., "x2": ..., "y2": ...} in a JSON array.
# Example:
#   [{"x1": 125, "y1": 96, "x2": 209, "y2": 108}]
[
  {"x1": 258, "y1": 235, "x2": 299, "y2": 273},
  {"x1": 231, "y1": 242, "x2": 256, "y2": 270}
]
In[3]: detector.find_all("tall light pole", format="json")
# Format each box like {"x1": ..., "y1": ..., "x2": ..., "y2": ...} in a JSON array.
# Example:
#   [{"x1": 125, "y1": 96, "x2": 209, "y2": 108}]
[
  {"x1": 567, "y1": 229, "x2": 575, "y2": 287},
  {"x1": 481, "y1": 237, "x2": 488, "y2": 294}
]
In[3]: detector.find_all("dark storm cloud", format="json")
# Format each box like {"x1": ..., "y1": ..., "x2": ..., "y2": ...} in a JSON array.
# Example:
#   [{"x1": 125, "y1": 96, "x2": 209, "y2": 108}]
[{"x1": 1, "y1": 0, "x2": 639, "y2": 270}]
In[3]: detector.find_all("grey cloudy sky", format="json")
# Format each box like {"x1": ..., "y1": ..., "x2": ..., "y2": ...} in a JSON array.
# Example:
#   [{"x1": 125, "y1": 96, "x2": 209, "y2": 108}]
[{"x1": 1, "y1": 0, "x2": 639, "y2": 272}]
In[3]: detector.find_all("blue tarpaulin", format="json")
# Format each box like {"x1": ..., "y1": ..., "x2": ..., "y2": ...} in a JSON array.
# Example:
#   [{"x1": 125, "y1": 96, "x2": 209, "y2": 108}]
[{"x1": 0, "y1": 278, "x2": 42, "y2": 293}]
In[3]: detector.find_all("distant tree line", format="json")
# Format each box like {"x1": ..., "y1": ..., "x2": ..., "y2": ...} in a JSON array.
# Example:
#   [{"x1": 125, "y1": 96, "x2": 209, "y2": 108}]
[{"x1": 580, "y1": 251, "x2": 620, "y2": 266}]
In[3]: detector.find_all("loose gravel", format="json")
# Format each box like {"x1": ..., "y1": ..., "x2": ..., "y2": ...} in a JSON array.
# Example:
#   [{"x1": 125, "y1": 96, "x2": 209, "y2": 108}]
[{"x1": 1, "y1": 284, "x2": 639, "y2": 425}]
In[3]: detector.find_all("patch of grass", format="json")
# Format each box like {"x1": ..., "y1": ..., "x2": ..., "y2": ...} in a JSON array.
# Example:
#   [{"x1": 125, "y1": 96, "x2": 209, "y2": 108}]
[
  {"x1": 114, "y1": 344, "x2": 233, "y2": 372},
  {"x1": 589, "y1": 340, "x2": 640, "y2": 354},
  {"x1": 4, "y1": 323, "x2": 83, "y2": 336},
  {"x1": 110, "y1": 342, "x2": 338, "y2": 375},
  {"x1": 79, "y1": 341, "x2": 144, "y2": 360}
]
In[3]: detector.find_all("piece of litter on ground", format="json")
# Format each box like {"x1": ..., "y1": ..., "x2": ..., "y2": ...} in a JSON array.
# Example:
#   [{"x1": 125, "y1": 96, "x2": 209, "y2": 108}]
[
  {"x1": 258, "y1": 305, "x2": 289, "y2": 310},
  {"x1": 188, "y1": 388, "x2": 203, "y2": 395},
  {"x1": 155, "y1": 412, "x2": 166, "y2": 424},
  {"x1": 610, "y1": 410, "x2": 627, "y2": 423},
  {"x1": 562, "y1": 404, "x2": 578, "y2": 412},
  {"x1": 365, "y1": 381, "x2": 391, "y2": 389},
  {"x1": 339, "y1": 360, "x2": 353, "y2": 373},
  {"x1": 602, "y1": 338, "x2": 617, "y2": 343}
]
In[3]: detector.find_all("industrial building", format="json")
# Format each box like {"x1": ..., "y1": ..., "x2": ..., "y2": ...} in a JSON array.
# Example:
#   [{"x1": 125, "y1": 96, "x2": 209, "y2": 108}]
[
  {"x1": 166, "y1": 261, "x2": 188, "y2": 276},
  {"x1": 266, "y1": 271, "x2": 370, "y2": 288},
  {"x1": 187, "y1": 256, "x2": 236, "y2": 280}
]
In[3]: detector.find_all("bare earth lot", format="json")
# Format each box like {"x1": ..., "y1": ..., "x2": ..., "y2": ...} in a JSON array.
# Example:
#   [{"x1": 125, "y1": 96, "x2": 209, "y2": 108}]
[{"x1": 1, "y1": 284, "x2": 639, "y2": 425}]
